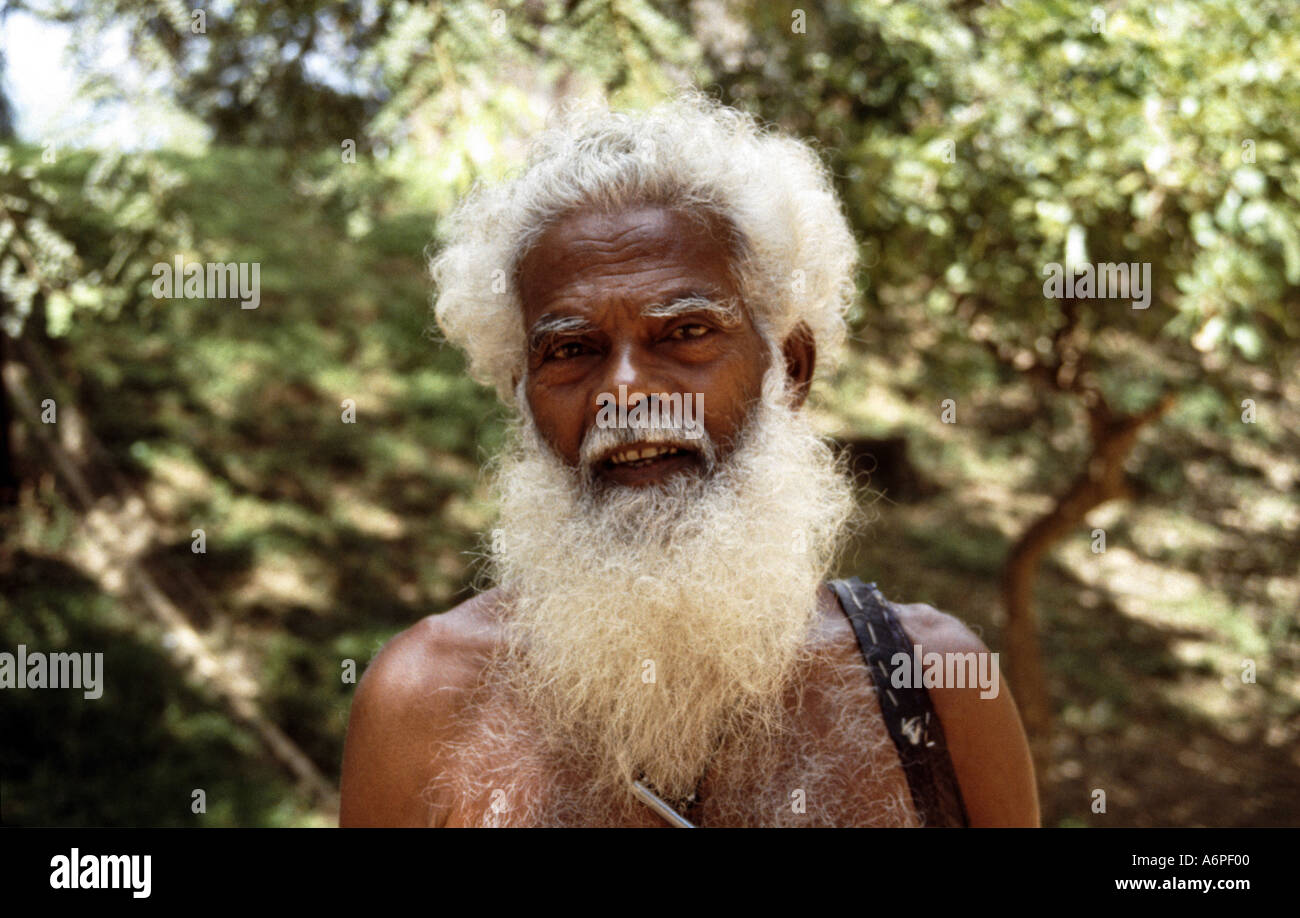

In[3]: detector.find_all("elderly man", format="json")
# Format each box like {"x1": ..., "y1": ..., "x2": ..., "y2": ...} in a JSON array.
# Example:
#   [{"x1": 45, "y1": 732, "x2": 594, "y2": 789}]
[{"x1": 340, "y1": 93, "x2": 1038, "y2": 827}]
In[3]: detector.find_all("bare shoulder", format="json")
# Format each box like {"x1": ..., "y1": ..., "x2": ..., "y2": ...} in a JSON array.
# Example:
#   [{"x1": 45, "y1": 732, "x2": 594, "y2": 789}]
[
  {"x1": 339, "y1": 589, "x2": 506, "y2": 827},
  {"x1": 363, "y1": 589, "x2": 505, "y2": 691},
  {"x1": 887, "y1": 601, "x2": 980, "y2": 651},
  {"x1": 889, "y1": 600, "x2": 1041, "y2": 828}
]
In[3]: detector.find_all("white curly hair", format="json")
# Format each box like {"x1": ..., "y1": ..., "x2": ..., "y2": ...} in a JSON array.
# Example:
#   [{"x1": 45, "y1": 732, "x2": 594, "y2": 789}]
[{"x1": 428, "y1": 89, "x2": 859, "y2": 403}]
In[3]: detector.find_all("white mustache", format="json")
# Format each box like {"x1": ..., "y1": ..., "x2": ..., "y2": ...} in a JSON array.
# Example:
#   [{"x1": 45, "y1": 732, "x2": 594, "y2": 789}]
[{"x1": 579, "y1": 423, "x2": 719, "y2": 473}]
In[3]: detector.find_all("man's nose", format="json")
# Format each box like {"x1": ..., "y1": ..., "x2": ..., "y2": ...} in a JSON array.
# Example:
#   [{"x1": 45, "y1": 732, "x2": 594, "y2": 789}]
[{"x1": 599, "y1": 344, "x2": 665, "y2": 409}]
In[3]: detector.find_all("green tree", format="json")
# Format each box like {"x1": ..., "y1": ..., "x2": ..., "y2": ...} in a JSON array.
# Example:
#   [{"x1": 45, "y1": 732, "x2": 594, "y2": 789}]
[
  {"x1": 694, "y1": 0, "x2": 1300, "y2": 760},
  {"x1": 8, "y1": 0, "x2": 388, "y2": 149}
]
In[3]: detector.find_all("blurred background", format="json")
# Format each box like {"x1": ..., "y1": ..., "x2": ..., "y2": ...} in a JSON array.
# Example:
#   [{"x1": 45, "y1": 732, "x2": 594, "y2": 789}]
[{"x1": 0, "y1": 0, "x2": 1296, "y2": 828}]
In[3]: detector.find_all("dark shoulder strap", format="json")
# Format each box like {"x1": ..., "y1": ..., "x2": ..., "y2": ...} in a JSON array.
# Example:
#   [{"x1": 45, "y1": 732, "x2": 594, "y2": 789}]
[{"x1": 828, "y1": 577, "x2": 970, "y2": 828}]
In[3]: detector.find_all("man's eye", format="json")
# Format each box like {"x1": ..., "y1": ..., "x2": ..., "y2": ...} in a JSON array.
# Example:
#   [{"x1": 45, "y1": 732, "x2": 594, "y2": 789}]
[
  {"x1": 669, "y1": 324, "x2": 710, "y2": 340},
  {"x1": 548, "y1": 341, "x2": 589, "y2": 360}
]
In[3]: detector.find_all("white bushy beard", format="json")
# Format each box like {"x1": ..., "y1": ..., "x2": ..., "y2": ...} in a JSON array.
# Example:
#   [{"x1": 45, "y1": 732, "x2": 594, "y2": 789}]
[{"x1": 485, "y1": 360, "x2": 857, "y2": 809}]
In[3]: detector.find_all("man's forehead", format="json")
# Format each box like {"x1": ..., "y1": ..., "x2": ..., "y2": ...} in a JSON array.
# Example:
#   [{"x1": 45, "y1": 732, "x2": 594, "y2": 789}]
[{"x1": 517, "y1": 205, "x2": 741, "y2": 318}]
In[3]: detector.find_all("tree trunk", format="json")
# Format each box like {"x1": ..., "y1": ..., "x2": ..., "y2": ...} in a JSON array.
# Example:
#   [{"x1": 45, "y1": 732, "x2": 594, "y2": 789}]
[
  {"x1": 0, "y1": 326, "x2": 18, "y2": 506},
  {"x1": 1001, "y1": 391, "x2": 1176, "y2": 774}
]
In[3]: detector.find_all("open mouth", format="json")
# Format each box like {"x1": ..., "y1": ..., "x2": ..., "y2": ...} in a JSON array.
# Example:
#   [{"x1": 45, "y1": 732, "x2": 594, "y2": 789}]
[
  {"x1": 603, "y1": 444, "x2": 693, "y2": 468},
  {"x1": 595, "y1": 441, "x2": 701, "y2": 484}
]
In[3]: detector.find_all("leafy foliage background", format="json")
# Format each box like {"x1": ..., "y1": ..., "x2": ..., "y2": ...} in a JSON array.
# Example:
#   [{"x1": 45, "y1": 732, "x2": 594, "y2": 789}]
[{"x1": 1, "y1": 0, "x2": 1297, "y2": 826}]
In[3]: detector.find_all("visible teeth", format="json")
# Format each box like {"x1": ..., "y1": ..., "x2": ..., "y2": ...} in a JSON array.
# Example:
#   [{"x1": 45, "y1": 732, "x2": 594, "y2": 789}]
[{"x1": 607, "y1": 445, "x2": 684, "y2": 466}]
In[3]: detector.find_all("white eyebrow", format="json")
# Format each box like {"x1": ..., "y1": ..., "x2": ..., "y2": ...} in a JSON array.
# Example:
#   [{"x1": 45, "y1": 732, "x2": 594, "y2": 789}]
[
  {"x1": 528, "y1": 314, "x2": 596, "y2": 346},
  {"x1": 641, "y1": 294, "x2": 742, "y2": 327}
]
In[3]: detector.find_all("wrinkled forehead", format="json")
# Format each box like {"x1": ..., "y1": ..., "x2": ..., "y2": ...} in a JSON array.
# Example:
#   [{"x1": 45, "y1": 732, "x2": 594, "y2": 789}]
[{"x1": 515, "y1": 205, "x2": 746, "y2": 320}]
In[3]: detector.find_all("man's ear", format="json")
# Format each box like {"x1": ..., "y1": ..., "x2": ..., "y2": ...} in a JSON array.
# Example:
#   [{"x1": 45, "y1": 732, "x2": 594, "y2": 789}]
[{"x1": 781, "y1": 322, "x2": 816, "y2": 408}]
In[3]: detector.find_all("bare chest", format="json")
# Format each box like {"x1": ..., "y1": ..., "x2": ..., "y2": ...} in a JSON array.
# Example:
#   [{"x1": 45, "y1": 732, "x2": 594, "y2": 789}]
[{"x1": 429, "y1": 652, "x2": 920, "y2": 828}]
